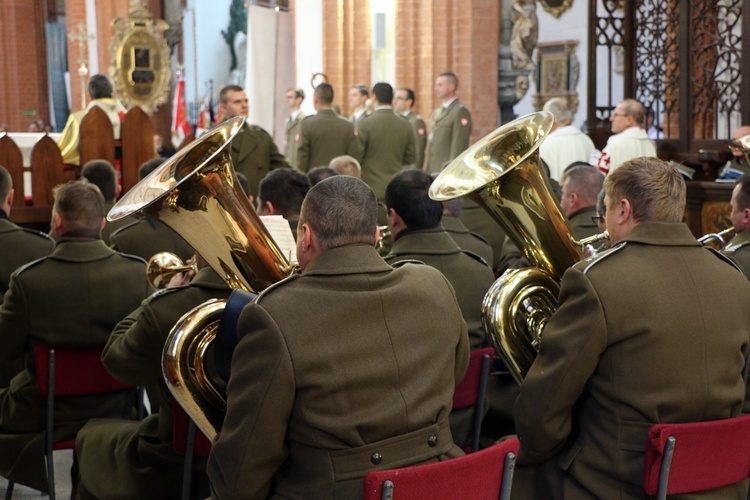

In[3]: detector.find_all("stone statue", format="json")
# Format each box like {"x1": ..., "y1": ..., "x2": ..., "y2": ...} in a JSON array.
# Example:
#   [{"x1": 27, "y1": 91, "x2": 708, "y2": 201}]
[{"x1": 510, "y1": 0, "x2": 538, "y2": 71}]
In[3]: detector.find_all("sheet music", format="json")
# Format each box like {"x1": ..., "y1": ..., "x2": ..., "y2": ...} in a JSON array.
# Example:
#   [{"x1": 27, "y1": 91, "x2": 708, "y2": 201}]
[{"x1": 259, "y1": 215, "x2": 298, "y2": 265}]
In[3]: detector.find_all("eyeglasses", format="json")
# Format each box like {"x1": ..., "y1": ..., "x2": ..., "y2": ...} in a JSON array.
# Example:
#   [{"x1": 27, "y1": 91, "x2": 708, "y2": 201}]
[{"x1": 591, "y1": 215, "x2": 605, "y2": 223}]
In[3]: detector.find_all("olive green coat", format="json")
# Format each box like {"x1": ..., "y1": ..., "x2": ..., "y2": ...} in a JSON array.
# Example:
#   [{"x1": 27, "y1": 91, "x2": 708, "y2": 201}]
[
  {"x1": 75, "y1": 267, "x2": 231, "y2": 500},
  {"x1": 514, "y1": 222, "x2": 750, "y2": 499},
  {"x1": 403, "y1": 110, "x2": 427, "y2": 170},
  {"x1": 207, "y1": 245, "x2": 468, "y2": 500},
  {"x1": 357, "y1": 108, "x2": 416, "y2": 199},
  {"x1": 284, "y1": 111, "x2": 305, "y2": 168},
  {"x1": 110, "y1": 217, "x2": 195, "y2": 262},
  {"x1": 0, "y1": 217, "x2": 53, "y2": 301},
  {"x1": 723, "y1": 230, "x2": 750, "y2": 279},
  {"x1": 459, "y1": 200, "x2": 508, "y2": 273},
  {"x1": 296, "y1": 109, "x2": 362, "y2": 172},
  {"x1": 0, "y1": 238, "x2": 151, "y2": 493},
  {"x1": 426, "y1": 99, "x2": 472, "y2": 173},
  {"x1": 101, "y1": 202, "x2": 134, "y2": 244},
  {"x1": 441, "y1": 215, "x2": 493, "y2": 268},
  {"x1": 230, "y1": 122, "x2": 291, "y2": 198},
  {"x1": 567, "y1": 206, "x2": 600, "y2": 240}
]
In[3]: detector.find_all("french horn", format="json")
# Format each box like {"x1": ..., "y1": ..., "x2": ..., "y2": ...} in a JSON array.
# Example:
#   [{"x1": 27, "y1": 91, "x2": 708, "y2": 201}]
[
  {"x1": 429, "y1": 111, "x2": 608, "y2": 384},
  {"x1": 109, "y1": 116, "x2": 294, "y2": 439}
]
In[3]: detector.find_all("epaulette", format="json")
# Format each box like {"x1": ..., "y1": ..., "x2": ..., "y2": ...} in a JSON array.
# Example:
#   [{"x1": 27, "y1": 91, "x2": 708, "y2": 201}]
[
  {"x1": 723, "y1": 240, "x2": 750, "y2": 254},
  {"x1": 580, "y1": 241, "x2": 626, "y2": 274},
  {"x1": 116, "y1": 252, "x2": 148, "y2": 265},
  {"x1": 469, "y1": 230, "x2": 491, "y2": 246},
  {"x1": 254, "y1": 272, "x2": 301, "y2": 302},
  {"x1": 148, "y1": 286, "x2": 182, "y2": 300},
  {"x1": 388, "y1": 258, "x2": 426, "y2": 268},
  {"x1": 707, "y1": 247, "x2": 744, "y2": 272},
  {"x1": 20, "y1": 227, "x2": 53, "y2": 242},
  {"x1": 13, "y1": 256, "x2": 48, "y2": 276},
  {"x1": 461, "y1": 250, "x2": 489, "y2": 267}
]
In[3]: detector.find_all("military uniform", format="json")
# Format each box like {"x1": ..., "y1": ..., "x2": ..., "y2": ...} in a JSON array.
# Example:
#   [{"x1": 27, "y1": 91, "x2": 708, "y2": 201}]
[
  {"x1": 441, "y1": 215, "x2": 493, "y2": 267},
  {"x1": 357, "y1": 108, "x2": 416, "y2": 200},
  {"x1": 207, "y1": 244, "x2": 468, "y2": 499},
  {"x1": 567, "y1": 206, "x2": 600, "y2": 240},
  {"x1": 0, "y1": 236, "x2": 151, "y2": 492},
  {"x1": 110, "y1": 217, "x2": 195, "y2": 262},
  {"x1": 101, "y1": 201, "x2": 134, "y2": 244},
  {"x1": 459, "y1": 200, "x2": 508, "y2": 273},
  {"x1": 723, "y1": 230, "x2": 750, "y2": 278},
  {"x1": 75, "y1": 267, "x2": 231, "y2": 500},
  {"x1": 426, "y1": 99, "x2": 472, "y2": 173},
  {"x1": 514, "y1": 222, "x2": 750, "y2": 499},
  {"x1": 283, "y1": 110, "x2": 305, "y2": 168},
  {"x1": 402, "y1": 110, "x2": 427, "y2": 170},
  {"x1": 230, "y1": 122, "x2": 290, "y2": 198},
  {"x1": 296, "y1": 109, "x2": 362, "y2": 172}
]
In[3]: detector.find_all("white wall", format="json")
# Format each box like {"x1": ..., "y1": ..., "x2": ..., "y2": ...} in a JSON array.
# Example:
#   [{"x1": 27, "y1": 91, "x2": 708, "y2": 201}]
[{"x1": 294, "y1": 0, "x2": 324, "y2": 117}]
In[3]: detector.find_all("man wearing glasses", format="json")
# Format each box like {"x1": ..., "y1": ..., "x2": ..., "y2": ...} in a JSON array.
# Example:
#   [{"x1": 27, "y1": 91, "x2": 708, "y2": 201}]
[{"x1": 595, "y1": 99, "x2": 657, "y2": 174}]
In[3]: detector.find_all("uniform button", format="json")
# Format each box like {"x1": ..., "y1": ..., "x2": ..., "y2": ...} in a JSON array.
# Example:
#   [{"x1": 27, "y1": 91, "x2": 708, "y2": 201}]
[
  {"x1": 428, "y1": 435, "x2": 438, "y2": 447},
  {"x1": 371, "y1": 452, "x2": 382, "y2": 465}
]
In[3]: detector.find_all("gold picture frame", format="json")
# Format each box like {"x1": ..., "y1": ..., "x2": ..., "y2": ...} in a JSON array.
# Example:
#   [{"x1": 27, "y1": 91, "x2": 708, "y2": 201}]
[
  {"x1": 109, "y1": 2, "x2": 171, "y2": 115},
  {"x1": 539, "y1": 0, "x2": 573, "y2": 18}
]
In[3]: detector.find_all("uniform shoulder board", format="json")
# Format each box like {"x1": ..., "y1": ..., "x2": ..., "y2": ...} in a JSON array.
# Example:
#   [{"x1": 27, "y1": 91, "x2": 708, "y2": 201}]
[
  {"x1": 149, "y1": 286, "x2": 182, "y2": 300},
  {"x1": 117, "y1": 252, "x2": 148, "y2": 265},
  {"x1": 708, "y1": 247, "x2": 744, "y2": 272},
  {"x1": 580, "y1": 242, "x2": 626, "y2": 274},
  {"x1": 13, "y1": 256, "x2": 48, "y2": 276},
  {"x1": 469, "y1": 230, "x2": 491, "y2": 246},
  {"x1": 389, "y1": 258, "x2": 426, "y2": 268},
  {"x1": 461, "y1": 250, "x2": 489, "y2": 267},
  {"x1": 20, "y1": 227, "x2": 53, "y2": 241},
  {"x1": 723, "y1": 240, "x2": 750, "y2": 253},
  {"x1": 254, "y1": 272, "x2": 301, "y2": 302}
]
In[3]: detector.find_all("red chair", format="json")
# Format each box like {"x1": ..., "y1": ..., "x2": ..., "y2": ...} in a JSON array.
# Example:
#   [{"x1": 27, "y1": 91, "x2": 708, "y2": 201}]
[
  {"x1": 643, "y1": 415, "x2": 750, "y2": 499},
  {"x1": 452, "y1": 347, "x2": 494, "y2": 452},
  {"x1": 5, "y1": 345, "x2": 134, "y2": 500},
  {"x1": 362, "y1": 437, "x2": 519, "y2": 500},
  {"x1": 173, "y1": 402, "x2": 212, "y2": 500}
]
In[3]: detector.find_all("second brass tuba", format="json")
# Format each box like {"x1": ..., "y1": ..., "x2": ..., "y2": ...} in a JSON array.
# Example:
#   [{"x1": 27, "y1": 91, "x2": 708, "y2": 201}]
[
  {"x1": 109, "y1": 116, "x2": 294, "y2": 439},
  {"x1": 429, "y1": 111, "x2": 608, "y2": 384}
]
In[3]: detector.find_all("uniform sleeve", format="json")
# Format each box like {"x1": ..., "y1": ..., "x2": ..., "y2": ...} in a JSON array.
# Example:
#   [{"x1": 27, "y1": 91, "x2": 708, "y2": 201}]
[
  {"x1": 514, "y1": 267, "x2": 607, "y2": 464},
  {"x1": 207, "y1": 302, "x2": 295, "y2": 500},
  {"x1": 102, "y1": 299, "x2": 165, "y2": 386},
  {"x1": 296, "y1": 122, "x2": 310, "y2": 172},
  {"x1": 346, "y1": 131, "x2": 364, "y2": 163},
  {"x1": 449, "y1": 107, "x2": 472, "y2": 161},
  {"x1": 0, "y1": 274, "x2": 29, "y2": 359},
  {"x1": 267, "y1": 130, "x2": 292, "y2": 171},
  {"x1": 403, "y1": 127, "x2": 416, "y2": 167},
  {"x1": 415, "y1": 118, "x2": 427, "y2": 170}
]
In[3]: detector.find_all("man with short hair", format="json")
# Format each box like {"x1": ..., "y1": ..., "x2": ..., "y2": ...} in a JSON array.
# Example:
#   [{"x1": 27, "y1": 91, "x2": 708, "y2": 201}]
[
  {"x1": 723, "y1": 173, "x2": 750, "y2": 277},
  {"x1": 513, "y1": 157, "x2": 750, "y2": 499},
  {"x1": 0, "y1": 181, "x2": 152, "y2": 493},
  {"x1": 218, "y1": 84, "x2": 290, "y2": 199},
  {"x1": 296, "y1": 83, "x2": 361, "y2": 172},
  {"x1": 207, "y1": 176, "x2": 469, "y2": 499},
  {"x1": 559, "y1": 165, "x2": 605, "y2": 239},
  {"x1": 426, "y1": 72, "x2": 472, "y2": 173},
  {"x1": 539, "y1": 97, "x2": 596, "y2": 181},
  {"x1": 596, "y1": 98, "x2": 657, "y2": 174},
  {"x1": 283, "y1": 87, "x2": 305, "y2": 168},
  {"x1": 81, "y1": 159, "x2": 129, "y2": 241},
  {"x1": 393, "y1": 87, "x2": 427, "y2": 170},
  {"x1": 57, "y1": 74, "x2": 127, "y2": 166},
  {"x1": 348, "y1": 84, "x2": 371, "y2": 124},
  {"x1": 307, "y1": 166, "x2": 338, "y2": 186},
  {"x1": 329, "y1": 155, "x2": 361, "y2": 178},
  {"x1": 257, "y1": 168, "x2": 311, "y2": 233},
  {"x1": 357, "y1": 82, "x2": 416, "y2": 202}
]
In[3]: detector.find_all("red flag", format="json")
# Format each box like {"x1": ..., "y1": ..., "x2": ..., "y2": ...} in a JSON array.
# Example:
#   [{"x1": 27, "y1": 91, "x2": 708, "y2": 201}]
[{"x1": 171, "y1": 71, "x2": 192, "y2": 148}]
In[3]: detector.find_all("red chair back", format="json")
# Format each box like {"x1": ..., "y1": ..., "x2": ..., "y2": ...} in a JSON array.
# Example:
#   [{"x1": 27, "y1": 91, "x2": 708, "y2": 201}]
[
  {"x1": 33, "y1": 344, "x2": 132, "y2": 396},
  {"x1": 362, "y1": 437, "x2": 519, "y2": 500},
  {"x1": 643, "y1": 415, "x2": 750, "y2": 496},
  {"x1": 172, "y1": 401, "x2": 212, "y2": 457},
  {"x1": 453, "y1": 347, "x2": 494, "y2": 410}
]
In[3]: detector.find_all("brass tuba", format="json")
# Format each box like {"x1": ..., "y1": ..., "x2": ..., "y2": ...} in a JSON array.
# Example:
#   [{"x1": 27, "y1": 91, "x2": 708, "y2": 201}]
[
  {"x1": 109, "y1": 116, "x2": 294, "y2": 439},
  {"x1": 429, "y1": 111, "x2": 609, "y2": 384}
]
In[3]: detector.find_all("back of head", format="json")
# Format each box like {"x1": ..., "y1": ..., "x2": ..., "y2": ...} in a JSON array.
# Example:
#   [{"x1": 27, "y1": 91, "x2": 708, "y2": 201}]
[
  {"x1": 81, "y1": 160, "x2": 117, "y2": 202},
  {"x1": 329, "y1": 155, "x2": 362, "y2": 178},
  {"x1": 300, "y1": 176, "x2": 377, "y2": 251},
  {"x1": 0, "y1": 165, "x2": 12, "y2": 203},
  {"x1": 385, "y1": 169, "x2": 443, "y2": 229},
  {"x1": 87, "y1": 74, "x2": 114, "y2": 100},
  {"x1": 621, "y1": 99, "x2": 646, "y2": 123},
  {"x1": 314, "y1": 83, "x2": 334, "y2": 105},
  {"x1": 561, "y1": 165, "x2": 604, "y2": 205},
  {"x1": 307, "y1": 166, "x2": 338, "y2": 186},
  {"x1": 372, "y1": 82, "x2": 393, "y2": 105},
  {"x1": 139, "y1": 157, "x2": 168, "y2": 180},
  {"x1": 543, "y1": 97, "x2": 573, "y2": 126},
  {"x1": 604, "y1": 157, "x2": 685, "y2": 223},
  {"x1": 258, "y1": 169, "x2": 311, "y2": 219},
  {"x1": 53, "y1": 181, "x2": 105, "y2": 232}
]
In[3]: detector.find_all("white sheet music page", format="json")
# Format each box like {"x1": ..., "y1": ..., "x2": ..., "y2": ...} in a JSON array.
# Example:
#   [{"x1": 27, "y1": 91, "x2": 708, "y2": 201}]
[{"x1": 259, "y1": 215, "x2": 298, "y2": 265}]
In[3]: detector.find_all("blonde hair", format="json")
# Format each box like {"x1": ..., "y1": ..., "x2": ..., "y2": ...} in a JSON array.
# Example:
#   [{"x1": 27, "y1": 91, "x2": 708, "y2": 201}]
[{"x1": 604, "y1": 157, "x2": 685, "y2": 223}]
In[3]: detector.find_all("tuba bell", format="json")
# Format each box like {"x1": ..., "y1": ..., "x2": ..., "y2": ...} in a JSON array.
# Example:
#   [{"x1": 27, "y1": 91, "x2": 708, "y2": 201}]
[
  {"x1": 109, "y1": 116, "x2": 294, "y2": 439},
  {"x1": 429, "y1": 111, "x2": 609, "y2": 384}
]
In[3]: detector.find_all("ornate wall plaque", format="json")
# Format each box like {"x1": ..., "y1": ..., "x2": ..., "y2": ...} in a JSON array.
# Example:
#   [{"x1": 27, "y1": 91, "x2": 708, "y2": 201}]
[
  {"x1": 109, "y1": 1, "x2": 171, "y2": 115},
  {"x1": 539, "y1": 0, "x2": 573, "y2": 18},
  {"x1": 533, "y1": 40, "x2": 580, "y2": 115}
]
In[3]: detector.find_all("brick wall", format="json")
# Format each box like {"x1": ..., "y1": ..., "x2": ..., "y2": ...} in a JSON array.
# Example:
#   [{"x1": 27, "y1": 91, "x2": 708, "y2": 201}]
[{"x1": 0, "y1": 0, "x2": 48, "y2": 131}]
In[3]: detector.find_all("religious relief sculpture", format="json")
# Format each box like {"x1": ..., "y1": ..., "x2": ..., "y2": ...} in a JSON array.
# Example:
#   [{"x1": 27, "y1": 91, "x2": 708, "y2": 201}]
[{"x1": 510, "y1": 0, "x2": 539, "y2": 71}]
